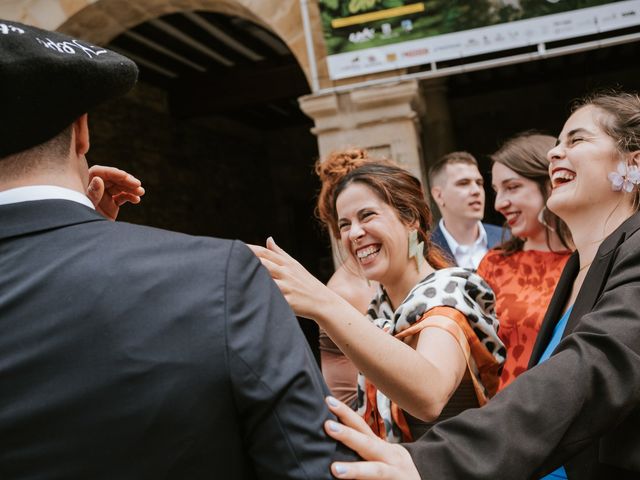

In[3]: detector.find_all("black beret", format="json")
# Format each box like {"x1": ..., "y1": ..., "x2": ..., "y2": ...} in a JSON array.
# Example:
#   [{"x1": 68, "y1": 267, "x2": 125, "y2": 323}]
[{"x1": 0, "y1": 19, "x2": 138, "y2": 157}]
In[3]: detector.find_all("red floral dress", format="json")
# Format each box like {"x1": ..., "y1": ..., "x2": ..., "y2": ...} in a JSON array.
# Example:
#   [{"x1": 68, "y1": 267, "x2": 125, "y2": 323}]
[{"x1": 477, "y1": 249, "x2": 571, "y2": 390}]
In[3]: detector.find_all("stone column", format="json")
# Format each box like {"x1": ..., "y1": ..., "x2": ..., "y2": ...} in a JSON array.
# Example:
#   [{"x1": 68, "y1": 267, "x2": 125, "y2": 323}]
[
  {"x1": 299, "y1": 79, "x2": 427, "y2": 267},
  {"x1": 419, "y1": 77, "x2": 455, "y2": 222},
  {"x1": 298, "y1": 79, "x2": 427, "y2": 186},
  {"x1": 420, "y1": 77, "x2": 455, "y2": 173}
]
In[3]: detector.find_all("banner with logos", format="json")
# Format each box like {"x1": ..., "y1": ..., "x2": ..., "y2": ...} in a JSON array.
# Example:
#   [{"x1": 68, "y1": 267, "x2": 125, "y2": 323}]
[{"x1": 319, "y1": 0, "x2": 640, "y2": 80}]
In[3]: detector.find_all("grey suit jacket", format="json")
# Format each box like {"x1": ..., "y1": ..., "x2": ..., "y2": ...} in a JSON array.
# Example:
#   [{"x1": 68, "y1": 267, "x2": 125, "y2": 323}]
[
  {"x1": 404, "y1": 211, "x2": 640, "y2": 479},
  {"x1": 0, "y1": 199, "x2": 352, "y2": 479}
]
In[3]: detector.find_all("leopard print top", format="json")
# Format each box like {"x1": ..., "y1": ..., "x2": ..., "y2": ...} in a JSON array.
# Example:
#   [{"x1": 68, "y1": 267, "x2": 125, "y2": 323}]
[{"x1": 356, "y1": 267, "x2": 506, "y2": 442}]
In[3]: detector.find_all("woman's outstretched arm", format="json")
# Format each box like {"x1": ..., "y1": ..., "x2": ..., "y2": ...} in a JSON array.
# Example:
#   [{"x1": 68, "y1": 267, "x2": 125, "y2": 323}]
[{"x1": 249, "y1": 239, "x2": 466, "y2": 421}]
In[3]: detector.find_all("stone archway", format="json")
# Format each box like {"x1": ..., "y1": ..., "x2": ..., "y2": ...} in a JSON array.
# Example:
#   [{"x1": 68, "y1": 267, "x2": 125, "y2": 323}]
[
  {"x1": 0, "y1": 0, "x2": 329, "y2": 360},
  {"x1": 7, "y1": 0, "x2": 315, "y2": 89}
]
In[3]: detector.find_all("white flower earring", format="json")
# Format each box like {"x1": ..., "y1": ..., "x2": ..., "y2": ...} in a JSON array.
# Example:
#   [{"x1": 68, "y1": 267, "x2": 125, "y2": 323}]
[{"x1": 608, "y1": 161, "x2": 640, "y2": 192}]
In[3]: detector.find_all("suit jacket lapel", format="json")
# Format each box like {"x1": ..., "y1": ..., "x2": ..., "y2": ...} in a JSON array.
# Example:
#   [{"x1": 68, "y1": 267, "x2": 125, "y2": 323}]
[
  {"x1": 483, "y1": 222, "x2": 505, "y2": 249},
  {"x1": 563, "y1": 233, "x2": 625, "y2": 337},
  {"x1": 0, "y1": 199, "x2": 105, "y2": 240},
  {"x1": 431, "y1": 225, "x2": 456, "y2": 265}
]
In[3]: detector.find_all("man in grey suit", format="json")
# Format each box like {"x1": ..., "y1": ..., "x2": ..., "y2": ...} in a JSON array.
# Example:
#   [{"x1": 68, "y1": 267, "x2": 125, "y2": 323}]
[
  {"x1": 0, "y1": 19, "x2": 351, "y2": 479},
  {"x1": 428, "y1": 151, "x2": 504, "y2": 269}
]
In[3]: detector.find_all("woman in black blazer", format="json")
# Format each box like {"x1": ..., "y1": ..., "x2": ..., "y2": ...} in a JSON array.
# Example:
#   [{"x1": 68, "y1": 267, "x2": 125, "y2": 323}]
[{"x1": 324, "y1": 91, "x2": 640, "y2": 480}]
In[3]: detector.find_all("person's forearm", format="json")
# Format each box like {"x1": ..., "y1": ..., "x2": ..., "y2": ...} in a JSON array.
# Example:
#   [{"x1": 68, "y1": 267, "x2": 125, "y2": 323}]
[{"x1": 315, "y1": 293, "x2": 456, "y2": 421}]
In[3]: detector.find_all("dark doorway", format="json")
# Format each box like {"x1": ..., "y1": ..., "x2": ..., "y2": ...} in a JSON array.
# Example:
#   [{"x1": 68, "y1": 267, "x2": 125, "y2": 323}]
[{"x1": 87, "y1": 10, "x2": 331, "y2": 360}]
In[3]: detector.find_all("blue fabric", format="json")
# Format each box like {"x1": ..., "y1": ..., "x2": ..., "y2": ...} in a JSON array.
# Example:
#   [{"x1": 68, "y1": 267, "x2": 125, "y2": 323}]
[
  {"x1": 484, "y1": 222, "x2": 506, "y2": 249},
  {"x1": 540, "y1": 466, "x2": 568, "y2": 479},
  {"x1": 537, "y1": 305, "x2": 573, "y2": 479},
  {"x1": 431, "y1": 224, "x2": 455, "y2": 263},
  {"x1": 538, "y1": 305, "x2": 573, "y2": 364}
]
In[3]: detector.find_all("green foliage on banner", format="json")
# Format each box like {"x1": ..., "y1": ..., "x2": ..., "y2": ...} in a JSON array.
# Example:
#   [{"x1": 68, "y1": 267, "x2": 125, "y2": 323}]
[{"x1": 318, "y1": 0, "x2": 625, "y2": 55}]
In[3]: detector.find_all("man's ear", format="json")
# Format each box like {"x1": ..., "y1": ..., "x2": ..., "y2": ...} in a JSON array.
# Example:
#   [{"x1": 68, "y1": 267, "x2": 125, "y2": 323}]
[
  {"x1": 72, "y1": 114, "x2": 90, "y2": 157},
  {"x1": 431, "y1": 185, "x2": 443, "y2": 206}
]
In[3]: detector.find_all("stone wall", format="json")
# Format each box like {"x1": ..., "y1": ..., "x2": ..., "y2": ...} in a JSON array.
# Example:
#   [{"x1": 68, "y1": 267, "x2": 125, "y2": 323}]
[{"x1": 90, "y1": 82, "x2": 273, "y2": 242}]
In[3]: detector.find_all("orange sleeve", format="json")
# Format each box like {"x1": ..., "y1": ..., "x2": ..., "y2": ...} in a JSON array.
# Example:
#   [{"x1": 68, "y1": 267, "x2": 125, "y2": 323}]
[{"x1": 395, "y1": 306, "x2": 501, "y2": 401}]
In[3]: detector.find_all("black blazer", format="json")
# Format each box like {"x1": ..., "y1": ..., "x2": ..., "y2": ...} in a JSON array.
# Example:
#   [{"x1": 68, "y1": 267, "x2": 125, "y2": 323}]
[
  {"x1": 0, "y1": 200, "x2": 352, "y2": 479},
  {"x1": 404, "y1": 211, "x2": 640, "y2": 479}
]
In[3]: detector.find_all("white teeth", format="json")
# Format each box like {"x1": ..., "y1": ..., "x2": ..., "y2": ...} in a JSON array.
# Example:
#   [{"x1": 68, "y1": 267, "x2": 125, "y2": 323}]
[
  {"x1": 552, "y1": 170, "x2": 576, "y2": 185},
  {"x1": 357, "y1": 245, "x2": 380, "y2": 259}
]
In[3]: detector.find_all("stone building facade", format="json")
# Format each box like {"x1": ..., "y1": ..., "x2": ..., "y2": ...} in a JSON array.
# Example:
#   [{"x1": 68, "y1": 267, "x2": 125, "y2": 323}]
[{"x1": 3, "y1": 0, "x2": 640, "y2": 264}]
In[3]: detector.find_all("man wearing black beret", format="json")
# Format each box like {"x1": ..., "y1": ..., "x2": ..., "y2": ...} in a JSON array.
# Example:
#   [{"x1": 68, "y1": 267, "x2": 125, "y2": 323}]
[{"x1": 0, "y1": 19, "x2": 352, "y2": 479}]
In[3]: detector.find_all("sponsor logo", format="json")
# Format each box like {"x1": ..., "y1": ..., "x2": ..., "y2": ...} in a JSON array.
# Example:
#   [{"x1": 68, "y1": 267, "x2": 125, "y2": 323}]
[{"x1": 402, "y1": 48, "x2": 429, "y2": 57}]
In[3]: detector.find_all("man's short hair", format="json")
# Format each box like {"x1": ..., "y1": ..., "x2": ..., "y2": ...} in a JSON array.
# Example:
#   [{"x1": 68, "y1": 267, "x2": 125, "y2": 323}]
[
  {"x1": 0, "y1": 125, "x2": 73, "y2": 180},
  {"x1": 428, "y1": 151, "x2": 479, "y2": 188}
]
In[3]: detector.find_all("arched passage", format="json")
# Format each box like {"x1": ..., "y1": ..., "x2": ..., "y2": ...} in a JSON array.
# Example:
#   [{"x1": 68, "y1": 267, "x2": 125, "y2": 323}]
[{"x1": 15, "y1": 0, "x2": 333, "y2": 357}]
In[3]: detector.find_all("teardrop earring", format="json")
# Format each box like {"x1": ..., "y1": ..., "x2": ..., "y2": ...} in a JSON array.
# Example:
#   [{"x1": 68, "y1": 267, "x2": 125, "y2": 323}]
[{"x1": 537, "y1": 206, "x2": 556, "y2": 232}]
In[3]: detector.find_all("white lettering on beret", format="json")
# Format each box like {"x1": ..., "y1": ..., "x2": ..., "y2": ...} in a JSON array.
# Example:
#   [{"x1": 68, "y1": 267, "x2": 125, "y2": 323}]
[
  {"x1": 0, "y1": 23, "x2": 25, "y2": 35},
  {"x1": 36, "y1": 37, "x2": 107, "y2": 58}
]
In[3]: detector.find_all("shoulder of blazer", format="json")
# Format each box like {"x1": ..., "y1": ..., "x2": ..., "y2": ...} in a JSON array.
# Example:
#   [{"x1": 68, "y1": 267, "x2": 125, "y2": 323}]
[
  {"x1": 483, "y1": 222, "x2": 506, "y2": 248},
  {"x1": 431, "y1": 224, "x2": 444, "y2": 243},
  {"x1": 0, "y1": 199, "x2": 105, "y2": 241},
  {"x1": 599, "y1": 210, "x2": 640, "y2": 256},
  {"x1": 430, "y1": 225, "x2": 456, "y2": 264},
  {"x1": 565, "y1": 211, "x2": 640, "y2": 333}
]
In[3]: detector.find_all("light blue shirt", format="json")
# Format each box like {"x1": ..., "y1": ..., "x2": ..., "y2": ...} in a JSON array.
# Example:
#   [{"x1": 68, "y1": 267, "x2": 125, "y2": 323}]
[{"x1": 537, "y1": 304, "x2": 573, "y2": 480}]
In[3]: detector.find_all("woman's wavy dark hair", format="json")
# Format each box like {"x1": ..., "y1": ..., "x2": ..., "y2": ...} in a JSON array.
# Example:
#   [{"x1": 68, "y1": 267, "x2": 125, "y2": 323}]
[
  {"x1": 329, "y1": 159, "x2": 451, "y2": 269},
  {"x1": 491, "y1": 132, "x2": 573, "y2": 255},
  {"x1": 315, "y1": 148, "x2": 371, "y2": 239}
]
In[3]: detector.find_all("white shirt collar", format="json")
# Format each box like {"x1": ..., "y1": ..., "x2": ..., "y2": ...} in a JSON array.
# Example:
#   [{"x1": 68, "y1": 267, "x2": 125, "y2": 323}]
[
  {"x1": 439, "y1": 218, "x2": 488, "y2": 269},
  {"x1": 0, "y1": 185, "x2": 95, "y2": 210}
]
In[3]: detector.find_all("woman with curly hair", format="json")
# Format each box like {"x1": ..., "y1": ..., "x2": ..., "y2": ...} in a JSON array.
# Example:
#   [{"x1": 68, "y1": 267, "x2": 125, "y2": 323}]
[
  {"x1": 315, "y1": 149, "x2": 377, "y2": 406},
  {"x1": 251, "y1": 151, "x2": 505, "y2": 442}
]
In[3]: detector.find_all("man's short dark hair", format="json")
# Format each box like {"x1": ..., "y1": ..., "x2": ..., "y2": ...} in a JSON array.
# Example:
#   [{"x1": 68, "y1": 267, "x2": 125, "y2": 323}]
[
  {"x1": 0, "y1": 125, "x2": 73, "y2": 180},
  {"x1": 428, "y1": 151, "x2": 479, "y2": 188}
]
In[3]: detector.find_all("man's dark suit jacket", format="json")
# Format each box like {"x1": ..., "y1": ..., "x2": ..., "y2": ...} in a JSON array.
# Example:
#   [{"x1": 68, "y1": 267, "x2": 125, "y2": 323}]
[
  {"x1": 0, "y1": 199, "x2": 352, "y2": 479},
  {"x1": 404, "y1": 211, "x2": 640, "y2": 479},
  {"x1": 431, "y1": 222, "x2": 504, "y2": 266}
]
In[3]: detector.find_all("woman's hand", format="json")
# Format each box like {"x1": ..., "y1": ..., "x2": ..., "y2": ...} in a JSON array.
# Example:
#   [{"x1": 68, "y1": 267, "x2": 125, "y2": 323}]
[
  {"x1": 324, "y1": 396, "x2": 421, "y2": 480},
  {"x1": 86, "y1": 165, "x2": 145, "y2": 221},
  {"x1": 248, "y1": 237, "x2": 332, "y2": 320}
]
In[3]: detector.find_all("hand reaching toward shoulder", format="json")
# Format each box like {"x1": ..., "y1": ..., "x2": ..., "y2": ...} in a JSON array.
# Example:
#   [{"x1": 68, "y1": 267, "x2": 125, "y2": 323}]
[
  {"x1": 248, "y1": 237, "x2": 335, "y2": 320},
  {"x1": 324, "y1": 396, "x2": 421, "y2": 480},
  {"x1": 87, "y1": 165, "x2": 145, "y2": 221}
]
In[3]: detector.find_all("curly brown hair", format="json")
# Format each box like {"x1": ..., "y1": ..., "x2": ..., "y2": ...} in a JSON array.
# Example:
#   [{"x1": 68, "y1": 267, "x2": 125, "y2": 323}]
[
  {"x1": 314, "y1": 148, "x2": 451, "y2": 270},
  {"x1": 315, "y1": 148, "x2": 376, "y2": 239}
]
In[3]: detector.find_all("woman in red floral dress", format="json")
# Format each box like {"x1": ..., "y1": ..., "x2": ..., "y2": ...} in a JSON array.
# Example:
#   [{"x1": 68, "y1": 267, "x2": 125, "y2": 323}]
[{"x1": 478, "y1": 133, "x2": 573, "y2": 390}]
